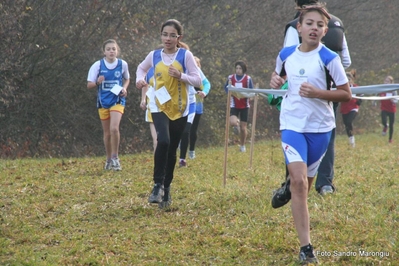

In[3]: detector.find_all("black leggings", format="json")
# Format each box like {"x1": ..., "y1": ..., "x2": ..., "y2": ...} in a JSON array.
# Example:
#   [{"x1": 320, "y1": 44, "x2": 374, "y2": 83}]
[
  {"x1": 152, "y1": 112, "x2": 187, "y2": 188},
  {"x1": 190, "y1": 114, "x2": 202, "y2": 151},
  {"x1": 342, "y1": 111, "x2": 358, "y2": 137},
  {"x1": 381, "y1": 111, "x2": 395, "y2": 140},
  {"x1": 180, "y1": 114, "x2": 202, "y2": 159}
]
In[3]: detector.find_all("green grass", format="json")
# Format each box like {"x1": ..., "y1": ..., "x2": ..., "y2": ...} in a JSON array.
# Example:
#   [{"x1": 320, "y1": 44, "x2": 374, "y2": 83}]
[{"x1": 0, "y1": 130, "x2": 398, "y2": 265}]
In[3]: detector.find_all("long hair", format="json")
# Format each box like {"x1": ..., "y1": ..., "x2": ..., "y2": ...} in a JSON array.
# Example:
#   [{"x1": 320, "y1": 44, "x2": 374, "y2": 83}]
[{"x1": 161, "y1": 19, "x2": 183, "y2": 35}]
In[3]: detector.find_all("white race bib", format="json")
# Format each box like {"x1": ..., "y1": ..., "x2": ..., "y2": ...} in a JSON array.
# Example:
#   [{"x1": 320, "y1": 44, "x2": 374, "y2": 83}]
[
  {"x1": 235, "y1": 82, "x2": 243, "y2": 88},
  {"x1": 155, "y1": 86, "x2": 171, "y2": 105}
]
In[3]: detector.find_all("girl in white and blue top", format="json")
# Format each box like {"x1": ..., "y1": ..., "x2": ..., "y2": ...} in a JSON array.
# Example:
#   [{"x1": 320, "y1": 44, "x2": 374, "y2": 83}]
[
  {"x1": 269, "y1": 4, "x2": 351, "y2": 263},
  {"x1": 87, "y1": 39, "x2": 130, "y2": 171},
  {"x1": 179, "y1": 60, "x2": 211, "y2": 165}
]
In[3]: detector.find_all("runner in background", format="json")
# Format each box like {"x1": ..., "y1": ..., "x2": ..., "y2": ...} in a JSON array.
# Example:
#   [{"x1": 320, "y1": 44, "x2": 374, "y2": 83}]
[
  {"x1": 87, "y1": 39, "x2": 130, "y2": 171},
  {"x1": 224, "y1": 60, "x2": 254, "y2": 152},
  {"x1": 179, "y1": 56, "x2": 211, "y2": 166},
  {"x1": 340, "y1": 71, "x2": 360, "y2": 147},
  {"x1": 379, "y1": 75, "x2": 397, "y2": 143}
]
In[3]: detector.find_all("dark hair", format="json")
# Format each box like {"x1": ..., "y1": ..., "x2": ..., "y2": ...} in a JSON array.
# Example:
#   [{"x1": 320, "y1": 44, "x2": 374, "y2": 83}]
[
  {"x1": 161, "y1": 19, "x2": 183, "y2": 35},
  {"x1": 295, "y1": 0, "x2": 318, "y2": 7},
  {"x1": 298, "y1": 3, "x2": 331, "y2": 23},
  {"x1": 235, "y1": 60, "x2": 247, "y2": 73},
  {"x1": 160, "y1": 19, "x2": 189, "y2": 49}
]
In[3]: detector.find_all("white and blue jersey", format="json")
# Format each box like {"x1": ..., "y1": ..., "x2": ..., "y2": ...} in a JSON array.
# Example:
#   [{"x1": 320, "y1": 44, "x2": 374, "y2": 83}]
[
  {"x1": 88, "y1": 59, "x2": 128, "y2": 109},
  {"x1": 187, "y1": 74, "x2": 198, "y2": 124},
  {"x1": 195, "y1": 68, "x2": 211, "y2": 115},
  {"x1": 87, "y1": 58, "x2": 130, "y2": 109},
  {"x1": 275, "y1": 43, "x2": 348, "y2": 133},
  {"x1": 145, "y1": 67, "x2": 155, "y2": 122},
  {"x1": 187, "y1": 68, "x2": 212, "y2": 121}
]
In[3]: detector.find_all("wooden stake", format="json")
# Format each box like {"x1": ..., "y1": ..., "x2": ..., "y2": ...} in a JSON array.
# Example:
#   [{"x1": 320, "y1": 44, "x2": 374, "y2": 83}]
[
  {"x1": 223, "y1": 84, "x2": 232, "y2": 187},
  {"x1": 249, "y1": 83, "x2": 259, "y2": 168}
]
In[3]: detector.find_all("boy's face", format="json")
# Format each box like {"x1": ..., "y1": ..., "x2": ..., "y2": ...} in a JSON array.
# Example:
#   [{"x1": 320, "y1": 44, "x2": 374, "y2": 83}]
[{"x1": 235, "y1": 65, "x2": 243, "y2": 75}]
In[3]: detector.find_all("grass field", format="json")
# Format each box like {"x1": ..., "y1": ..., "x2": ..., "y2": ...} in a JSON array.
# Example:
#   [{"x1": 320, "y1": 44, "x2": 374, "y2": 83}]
[{"x1": 0, "y1": 130, "x2": 398, "y2": 265}]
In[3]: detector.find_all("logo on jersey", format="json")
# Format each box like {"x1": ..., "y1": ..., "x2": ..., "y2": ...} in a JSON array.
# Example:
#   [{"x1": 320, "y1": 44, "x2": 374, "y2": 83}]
[
  {"x1": 299, "y1": 69, "x2": 305, "y2": 75},
  {"x1": 114, "y1": 71, "x2": 121, "y2": 78}
]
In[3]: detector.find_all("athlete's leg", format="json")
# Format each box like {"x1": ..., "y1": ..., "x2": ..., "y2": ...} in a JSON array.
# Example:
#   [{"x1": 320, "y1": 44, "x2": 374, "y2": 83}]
[
  {"x1": 189, "y1": 114, "x2": 201, "y2": 151},
  {"x1": 109, "y1": 111, "x2": 122, "y2": 158},
  {"x1": 165, "y1": 116, "x2": 188, "y2": 187},
  {"x1": 152, "y1": 112, "x2": 170, "y2": 184},
  {"x1": 179, "y1": 122, "x2": 192, "y2": 160},
  {"x1": 388, "y1": 112, "x2": 395, "y2": 141},
  {"x1": 282, "y1": 130, "x2": 310, "y2": 247},
  {"x1": 149, "y1": 122, "x2": 157, "y2": 153},
  {"x1": 289, "y1": 161, "x2": 311, "y2": 247},
  {"x1": 239, "y1": 108, "x2": 249, "y2": 147},
  {"x1": 101, "y1": 119, "x2": 111, "y2": 159},
  {"x1": 381, "y1": 111, "x2": 388, "y2": 129},
  {"x1": 315, "y1": 103, "x2": 337, "y2": 193},
  {"x1": 99, "y1": 108, "x2": 112, "y2": 160}
]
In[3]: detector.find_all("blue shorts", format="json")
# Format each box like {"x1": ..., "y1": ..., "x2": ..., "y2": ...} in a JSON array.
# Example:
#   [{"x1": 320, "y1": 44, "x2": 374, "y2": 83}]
[{"x1": 281, "y1": 130, "x2": 332, "y2": 177}]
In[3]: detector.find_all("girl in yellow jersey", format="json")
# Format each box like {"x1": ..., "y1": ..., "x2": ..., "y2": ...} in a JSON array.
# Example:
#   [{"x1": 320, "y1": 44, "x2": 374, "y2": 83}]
[{"x1": 136, "y1": 19, "x2": 201, "y2": 208}]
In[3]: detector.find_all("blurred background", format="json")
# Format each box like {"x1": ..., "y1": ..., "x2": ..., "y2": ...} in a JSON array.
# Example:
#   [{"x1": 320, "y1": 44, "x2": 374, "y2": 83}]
[{"x1": 1, "y1": 0, "x2": 398, "y2": 158}]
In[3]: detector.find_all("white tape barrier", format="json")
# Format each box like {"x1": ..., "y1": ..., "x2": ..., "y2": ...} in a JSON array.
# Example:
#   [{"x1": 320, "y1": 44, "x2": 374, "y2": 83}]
[
  {"x1": 352, "y1": 95, "x2": 399, "y2": 100},
  {"x1": 228, "y1": 84, "x2": 399, "y2": 101},
  {"x1": 351, "y1": 84, "x2": 399, "y2": 94}
]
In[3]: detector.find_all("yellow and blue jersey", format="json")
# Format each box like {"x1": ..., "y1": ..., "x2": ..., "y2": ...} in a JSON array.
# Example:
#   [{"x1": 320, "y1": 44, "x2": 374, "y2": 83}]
[{"x1": 152, "y1": 48, "x2": 189, "y2": 120}]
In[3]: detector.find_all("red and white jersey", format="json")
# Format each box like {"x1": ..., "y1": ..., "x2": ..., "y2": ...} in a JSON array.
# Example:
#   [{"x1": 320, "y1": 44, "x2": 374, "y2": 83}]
[
  {"x1": 228, "y1": 74, "x2": 252, "y2": 109},
  {"x1": 340, "y1": 84, "x2": 359, "y2": 114},
  {"x1": 380, "y1": 91, "x2": 397, "y2": 113}
]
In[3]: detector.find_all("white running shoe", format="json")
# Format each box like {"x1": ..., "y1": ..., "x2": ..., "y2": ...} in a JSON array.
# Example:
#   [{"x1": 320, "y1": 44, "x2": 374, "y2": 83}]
[
  {"x1": 319, "y1": 185, "x2": 334, "y2": 196},
  {"x1": 111, "y1": 158, "x2": 122, "y2": 171},
  {"x1": 104, "y1": 160, "x2": 112, "y2": 170},
  {"x1": 349, "y1": 136, "x2": 355, "y2": 147}
]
